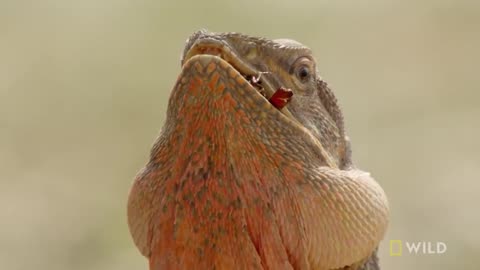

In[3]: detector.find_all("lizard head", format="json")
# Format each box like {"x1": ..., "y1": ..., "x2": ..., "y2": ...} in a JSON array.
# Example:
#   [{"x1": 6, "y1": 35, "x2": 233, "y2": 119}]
[
  {"x1": 127, "y1": 30, "x2": 388, "y2": 269},
  {"x1": 181, "y1": 30, "x2": 349, "y2": 167}
]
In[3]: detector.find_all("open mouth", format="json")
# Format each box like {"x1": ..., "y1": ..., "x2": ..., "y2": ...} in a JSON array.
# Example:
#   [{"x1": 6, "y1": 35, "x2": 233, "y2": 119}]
[{"x1": 181, "y1": 38, "x2": 293, "y2": 111}]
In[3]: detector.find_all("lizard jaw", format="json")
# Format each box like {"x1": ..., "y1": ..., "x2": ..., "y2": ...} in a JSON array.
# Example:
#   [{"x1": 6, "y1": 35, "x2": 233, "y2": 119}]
[
  {"x1": 182, "y1": 39, "x2": 271, "y2": 96},
  {"x1": 181, "y1": 37, "x2": 296, "y2": 118}
]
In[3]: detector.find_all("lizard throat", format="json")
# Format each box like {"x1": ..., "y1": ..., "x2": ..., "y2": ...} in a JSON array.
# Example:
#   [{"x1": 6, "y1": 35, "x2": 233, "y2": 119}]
[{"x1": 166, "y1": 54, "x2": 338, "y2": 169}]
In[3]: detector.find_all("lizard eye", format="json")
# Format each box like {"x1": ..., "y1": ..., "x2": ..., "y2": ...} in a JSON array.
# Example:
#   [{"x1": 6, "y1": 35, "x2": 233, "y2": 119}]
[
  {"x1": 293, "y1": 57, "x2": 314, "y2": 84},
  {"x1": 297, "y1": 66, "x2": 310, "y2": 82}
]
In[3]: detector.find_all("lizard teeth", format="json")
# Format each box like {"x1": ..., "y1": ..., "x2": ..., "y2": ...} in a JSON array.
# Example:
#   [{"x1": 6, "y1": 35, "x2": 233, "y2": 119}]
[{"x1": 245, "y1": 74, "x2": 266, "y2": 97}]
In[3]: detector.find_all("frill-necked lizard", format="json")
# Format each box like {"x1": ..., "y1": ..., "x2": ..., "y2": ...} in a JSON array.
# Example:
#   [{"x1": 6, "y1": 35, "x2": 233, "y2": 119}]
[{"x1": 127, "y1": 30, "x2": 389, "y2": 270}]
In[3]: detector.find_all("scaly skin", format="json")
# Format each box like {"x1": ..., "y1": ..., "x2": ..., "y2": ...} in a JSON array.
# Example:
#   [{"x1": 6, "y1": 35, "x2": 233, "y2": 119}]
[{"x1": 128, "y1": 30, "x2": 389, "y2": 270}]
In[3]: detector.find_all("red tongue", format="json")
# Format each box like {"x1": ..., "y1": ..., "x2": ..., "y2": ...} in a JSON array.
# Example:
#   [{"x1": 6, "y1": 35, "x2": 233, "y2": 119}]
[{"x1": 268, "y1": 87, "x2": 293, "y2": 109}]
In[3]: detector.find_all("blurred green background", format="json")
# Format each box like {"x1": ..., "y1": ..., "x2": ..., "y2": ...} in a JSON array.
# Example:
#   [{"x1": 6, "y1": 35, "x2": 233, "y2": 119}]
[{"x1": 1, "y1": 1, "x2": 479, "y2": 269}]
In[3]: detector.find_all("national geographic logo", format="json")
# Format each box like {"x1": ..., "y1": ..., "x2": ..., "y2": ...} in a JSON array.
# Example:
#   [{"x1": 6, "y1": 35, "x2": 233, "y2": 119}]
[{"x1": 390, "y1": 240, "x2": 447, "y2": 256}]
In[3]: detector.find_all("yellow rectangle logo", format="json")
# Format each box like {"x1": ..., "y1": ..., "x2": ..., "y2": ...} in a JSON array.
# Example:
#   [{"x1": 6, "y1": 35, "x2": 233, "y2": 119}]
[{"x1": 390, "y1": 240, "x2": 402, "y2": 256}]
